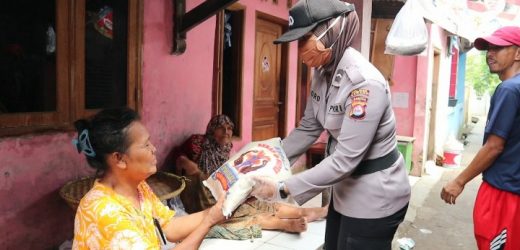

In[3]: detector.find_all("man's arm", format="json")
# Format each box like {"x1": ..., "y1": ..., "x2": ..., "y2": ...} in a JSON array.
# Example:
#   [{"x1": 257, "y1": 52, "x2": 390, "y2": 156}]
[{"x1": 440, "y1": 134, "x2": 505, "y2": 204}]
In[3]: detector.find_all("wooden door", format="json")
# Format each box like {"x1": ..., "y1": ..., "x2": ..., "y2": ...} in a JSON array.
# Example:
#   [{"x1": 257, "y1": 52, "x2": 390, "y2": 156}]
[
  {"x1": 252, "y1": 17, "x2": 285, "y2": 140},
  {"x1": 370, "y1": 19, "x2": 395, "y2": 84}
]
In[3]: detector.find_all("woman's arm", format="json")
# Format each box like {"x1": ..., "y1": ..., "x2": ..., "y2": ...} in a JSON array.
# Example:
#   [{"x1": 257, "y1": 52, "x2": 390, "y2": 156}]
[
  {"x1": 163, "y1": 197, "x2": 225, "y2": 249},
  {"x1": 176, "y1": 155, "x2": 201, "y2": 176},
  {"x1": 282, "y1": 95, "x2": 324, "y2": 165}
]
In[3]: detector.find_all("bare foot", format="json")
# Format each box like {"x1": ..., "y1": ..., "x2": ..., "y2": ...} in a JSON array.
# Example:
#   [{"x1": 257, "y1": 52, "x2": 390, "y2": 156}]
[
  {"x1": 275, "y1": 204, "x2": 303, "y2": 219},
  {"x1": 302, "y1": 205, "x2": 328, "y2": 222},
  {"x1": 275, "y1": 203, "x2": 328, "y2": 222},
  {"x1": 279, "y1": 217, "x2": 307, "y2": 233},
  {"x1": 257, "y1": 214, "x2": 307, "y2": 233}
]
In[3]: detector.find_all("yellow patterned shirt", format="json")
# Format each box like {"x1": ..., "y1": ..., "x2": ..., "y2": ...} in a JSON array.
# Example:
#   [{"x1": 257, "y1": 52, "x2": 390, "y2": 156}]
[{"x1": 72, "y1": 180, "x2": 175, "y2": 250}]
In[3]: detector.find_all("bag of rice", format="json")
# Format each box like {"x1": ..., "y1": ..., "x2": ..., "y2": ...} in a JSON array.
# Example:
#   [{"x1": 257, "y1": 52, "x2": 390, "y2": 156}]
[{"x1": 203, "y1": 137, "x2": 291, "y2": 217}]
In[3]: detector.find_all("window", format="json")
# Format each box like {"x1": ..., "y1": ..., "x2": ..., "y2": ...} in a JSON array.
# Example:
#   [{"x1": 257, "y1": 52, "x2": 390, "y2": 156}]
[
  {"x1": 449, "y1": 47, "x2": 459, "y2": 98},
  {"x1": 0, "y1": 0, "x2": 142, "y2": 136},
  {"x1": 213, "y1": 4, "x2": 245, "y2": 137},
  {"x1": 448, "y1": 36, "x2": 458, "y2": 107}
]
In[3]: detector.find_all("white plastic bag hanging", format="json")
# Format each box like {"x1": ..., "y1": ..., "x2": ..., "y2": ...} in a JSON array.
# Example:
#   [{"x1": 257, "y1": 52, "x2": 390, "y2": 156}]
[{"x1": 385, "y1": 0, "x2": 428, "y2": 56}]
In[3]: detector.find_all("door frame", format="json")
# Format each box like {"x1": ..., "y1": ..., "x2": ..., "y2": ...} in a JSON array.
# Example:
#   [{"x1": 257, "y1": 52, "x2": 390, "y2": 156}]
[
  {"x1": 212, "y1": 3, "x2": 246, "y2": 138},
  {"x1": 426, "y1": 49, "x2": 441, "y2": 163},
  {"x1": 295, "y1": 58, "x2": 311, "y2": 126},
  {"x1": 254, "y1": 11, "x2": 289, "y2": 138}
]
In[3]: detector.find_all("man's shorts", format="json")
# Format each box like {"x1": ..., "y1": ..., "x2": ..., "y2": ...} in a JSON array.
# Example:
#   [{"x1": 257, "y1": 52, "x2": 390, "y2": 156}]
[{"x1": 474, "y1": 181, "x2": 520, "y2": 250}]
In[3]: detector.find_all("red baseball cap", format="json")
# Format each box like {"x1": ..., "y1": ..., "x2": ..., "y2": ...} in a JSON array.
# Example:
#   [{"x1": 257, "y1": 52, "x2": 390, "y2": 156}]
[{"x1": 474, "y1": 26, "x2": 520, "y2": 50}]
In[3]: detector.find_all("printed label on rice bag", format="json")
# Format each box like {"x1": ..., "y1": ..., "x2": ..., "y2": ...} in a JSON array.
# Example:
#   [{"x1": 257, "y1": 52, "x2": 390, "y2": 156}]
[{"x1": 203, "y1": 137, "x2": 291, "y2": 216}]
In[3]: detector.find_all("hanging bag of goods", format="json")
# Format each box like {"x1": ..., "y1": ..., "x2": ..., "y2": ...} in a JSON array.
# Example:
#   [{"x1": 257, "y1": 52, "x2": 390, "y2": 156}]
[
  {"x1": 385, "y1": 0, "x2": 428, "y2": 55},
  {"x1": 203, "y1": 137, "x2": 291, "y2": 217}
]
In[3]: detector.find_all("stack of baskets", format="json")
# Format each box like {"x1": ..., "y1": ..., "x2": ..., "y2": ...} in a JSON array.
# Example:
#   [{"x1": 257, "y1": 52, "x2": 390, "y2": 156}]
[{"x1": 59, "y1": 171, "x2": 186, "y2": 211}]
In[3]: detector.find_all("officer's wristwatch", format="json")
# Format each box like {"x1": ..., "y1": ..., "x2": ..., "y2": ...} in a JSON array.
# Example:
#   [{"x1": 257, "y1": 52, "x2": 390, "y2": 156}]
[{"x1": 278, "y1": 182, "x2": 288, "y2": 199}]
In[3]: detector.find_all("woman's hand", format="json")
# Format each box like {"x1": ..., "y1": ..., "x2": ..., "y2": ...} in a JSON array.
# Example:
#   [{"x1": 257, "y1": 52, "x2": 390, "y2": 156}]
[
  {"x1": 204, "y1": 195, "x2": 227, "y2": 226},
  {"x1": 166, "y1": 195, "x2": 227, "y2": 249}
]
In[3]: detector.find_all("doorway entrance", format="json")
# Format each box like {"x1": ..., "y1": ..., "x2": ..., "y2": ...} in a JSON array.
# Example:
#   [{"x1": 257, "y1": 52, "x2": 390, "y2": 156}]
[{"x1": 252, "y1": 13, "x2": 288, "y2": 140}]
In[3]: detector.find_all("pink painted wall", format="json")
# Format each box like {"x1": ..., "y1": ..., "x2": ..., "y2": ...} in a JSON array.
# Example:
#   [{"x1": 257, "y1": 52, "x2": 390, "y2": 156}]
[
  {"x1": 0, "y1": 0, "x2": 371, "y2": 247},
  {"x1": 391, "y1": 53, "x2": 425, "y2": 175},
  {"x1": 140, "y1": 0, "x2": 217, "y2": 161},
  {"x1": 140, "y1": 0, "x2": 300, "y2": 156},
  {"x1": 391, "y1": 56, "x2": 418, "y2": 136},
  {"x1": 391, "y1": 23, "x2": 451, "y2": 174},
  {"x1": 0, "y1": 133, "x2": 91, "y2": 248},
  {"x1": 0, "y1": 0, "x2": 297, "y2": 248}
]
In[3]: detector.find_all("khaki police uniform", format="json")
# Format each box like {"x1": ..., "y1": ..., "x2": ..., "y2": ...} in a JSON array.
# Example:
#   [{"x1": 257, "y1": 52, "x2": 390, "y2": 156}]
[{"x1": 283, "y1": 47, "x2": 410, "y2": 219}]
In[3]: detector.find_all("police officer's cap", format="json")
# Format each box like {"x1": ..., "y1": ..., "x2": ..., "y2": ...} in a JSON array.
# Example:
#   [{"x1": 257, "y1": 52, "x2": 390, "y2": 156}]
[{"x1": 274, "y1": 0, "x2": 355, "y2": 44}]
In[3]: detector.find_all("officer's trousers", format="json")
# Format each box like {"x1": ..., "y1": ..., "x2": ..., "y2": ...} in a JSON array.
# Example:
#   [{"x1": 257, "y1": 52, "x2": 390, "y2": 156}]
[{"x1": 323, "y1": 199, "x2": 408, "y2": 250}]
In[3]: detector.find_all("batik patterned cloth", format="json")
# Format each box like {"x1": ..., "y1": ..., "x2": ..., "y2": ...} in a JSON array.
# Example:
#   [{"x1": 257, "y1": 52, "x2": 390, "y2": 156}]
[{"x1": 72, "y1": 180, "x2": 175, "y2": 249}]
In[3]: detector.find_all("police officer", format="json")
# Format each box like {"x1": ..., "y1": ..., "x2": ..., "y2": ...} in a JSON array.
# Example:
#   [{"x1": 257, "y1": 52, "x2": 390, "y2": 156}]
[{"x1": 250, "y1": 0, "x2": 411, "y2": 249}]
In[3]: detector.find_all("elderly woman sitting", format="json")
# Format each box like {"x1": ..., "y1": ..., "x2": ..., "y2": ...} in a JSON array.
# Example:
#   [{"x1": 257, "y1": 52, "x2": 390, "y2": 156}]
[
  {"x1": 72, "y1": 107, "x2": 226, "y2": 249},
  {"x1": 169, "y1": 114, "x2": 327, "y2": 240}
]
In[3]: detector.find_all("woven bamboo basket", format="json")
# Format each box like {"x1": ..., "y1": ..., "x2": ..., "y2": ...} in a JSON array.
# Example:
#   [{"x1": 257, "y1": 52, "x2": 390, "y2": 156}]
[{"x1": 59, "y1": 171, "x2": 186, "y2": 211}]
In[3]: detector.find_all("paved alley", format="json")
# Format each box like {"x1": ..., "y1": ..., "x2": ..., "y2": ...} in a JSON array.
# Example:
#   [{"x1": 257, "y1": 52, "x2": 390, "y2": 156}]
[{"x1": 394, "y1": 117, "x2": 486, "y2": 250}]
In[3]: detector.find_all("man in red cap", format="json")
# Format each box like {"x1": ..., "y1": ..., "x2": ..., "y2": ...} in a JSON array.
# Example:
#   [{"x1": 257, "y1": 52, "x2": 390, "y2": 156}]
[{"x1": 441, "y1": 26, "x2": 520, "y2": 250}]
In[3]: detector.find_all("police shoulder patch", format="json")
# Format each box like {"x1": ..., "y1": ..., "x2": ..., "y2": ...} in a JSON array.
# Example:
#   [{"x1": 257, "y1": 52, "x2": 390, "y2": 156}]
[{"x1": 348, "y1": 89, "x2": 369, "y2": 120}]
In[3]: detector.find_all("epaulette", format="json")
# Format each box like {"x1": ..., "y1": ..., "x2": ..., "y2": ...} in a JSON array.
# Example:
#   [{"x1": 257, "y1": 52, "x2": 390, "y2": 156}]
[{"x1": 345, "y1": 65, "x2": 365, "y2": 86}]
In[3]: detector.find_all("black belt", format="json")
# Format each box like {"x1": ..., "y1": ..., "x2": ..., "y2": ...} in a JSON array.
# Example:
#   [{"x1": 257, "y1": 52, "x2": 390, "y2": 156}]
[{"x1": 351, "y1": 147, "x2": 401, "y2": 176}]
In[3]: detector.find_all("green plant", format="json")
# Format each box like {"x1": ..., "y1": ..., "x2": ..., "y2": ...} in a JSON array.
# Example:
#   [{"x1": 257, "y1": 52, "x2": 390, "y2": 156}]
[{"x1": 465, "y1": 51, "x2": 501, "y2": 97}]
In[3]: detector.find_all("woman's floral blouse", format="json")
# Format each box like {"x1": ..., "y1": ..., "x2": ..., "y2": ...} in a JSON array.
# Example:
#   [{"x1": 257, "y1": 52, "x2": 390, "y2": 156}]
[{"x1": 72, "y1": 180, "x2": 175, "y2": 249}]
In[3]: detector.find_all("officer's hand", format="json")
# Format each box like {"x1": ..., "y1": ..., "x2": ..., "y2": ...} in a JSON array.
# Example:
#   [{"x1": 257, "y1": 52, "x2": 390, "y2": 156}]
[
  {"x1": 440, "y1": 179, "x2": 464, "y2": 205},
  {"x1": 250, "y1": 176, "x2": 280, "y2": 202}
]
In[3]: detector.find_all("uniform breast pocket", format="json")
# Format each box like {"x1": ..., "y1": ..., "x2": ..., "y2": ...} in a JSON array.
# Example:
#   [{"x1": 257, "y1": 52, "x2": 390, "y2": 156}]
[
  {"x1": 325, "y1": 103, "x2": 346, "y2": 131},
  {"x1": 324, "y1": 114, "x2": 344, "y2": 129}
]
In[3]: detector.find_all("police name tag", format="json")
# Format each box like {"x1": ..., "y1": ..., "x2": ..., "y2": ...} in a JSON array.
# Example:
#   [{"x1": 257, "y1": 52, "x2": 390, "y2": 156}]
[
  {"x1": 328, "y1": 103, "x2": 345, "y2": 114},
  {"x1": 311, "y1": 90, "x2": 321, "y2": 103}
]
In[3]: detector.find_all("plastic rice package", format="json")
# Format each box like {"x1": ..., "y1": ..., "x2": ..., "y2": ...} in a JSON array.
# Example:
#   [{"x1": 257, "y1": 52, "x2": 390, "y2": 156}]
[{"x1": 203, "y1": 137, "x2": 291, "y2": 217}]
